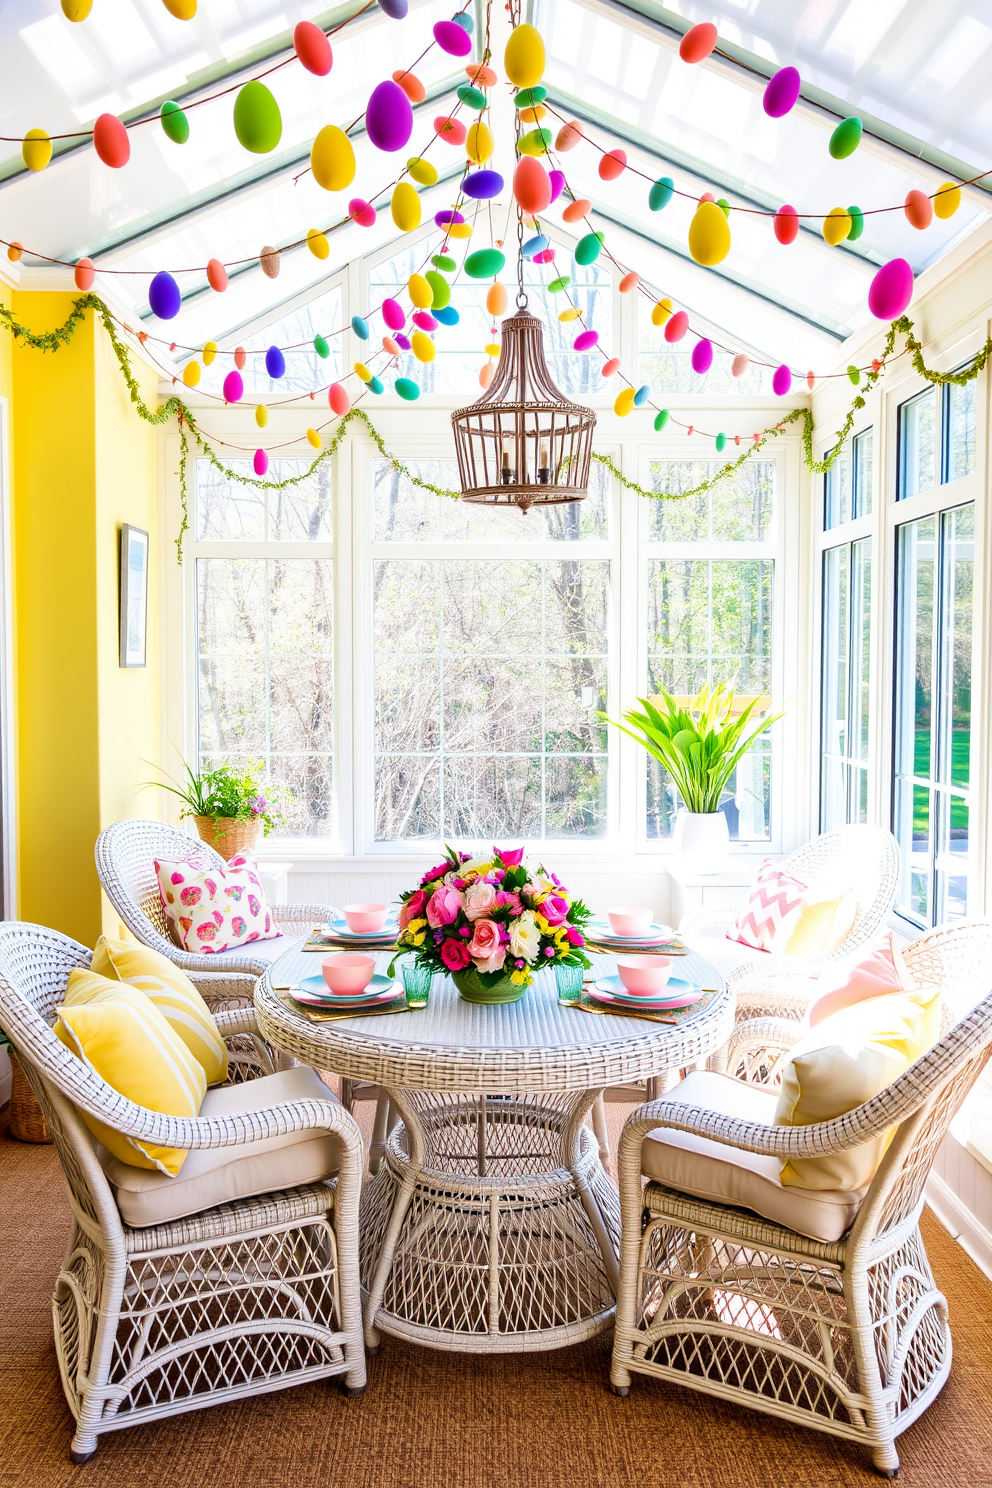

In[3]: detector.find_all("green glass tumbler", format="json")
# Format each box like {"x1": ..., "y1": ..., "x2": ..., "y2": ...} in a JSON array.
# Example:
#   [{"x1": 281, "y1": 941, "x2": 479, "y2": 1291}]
[
  {"x1": 401, "y1": 960, "x2": 433, "y2": 1008},
  {"x1": 555, "y1": 962, "x2": 584, "y2": 1005}
]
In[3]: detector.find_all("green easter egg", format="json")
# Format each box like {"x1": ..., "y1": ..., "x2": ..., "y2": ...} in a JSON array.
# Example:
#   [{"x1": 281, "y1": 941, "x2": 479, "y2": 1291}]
[
  {"x1": 464, "y1": 248, "x2": 506, "y2": 278},
  {"x1": 514, "y1": 86, "x2": 547, "y2": 108},
  {"x1": 457, "y1": 84, "x2": 488, "y2": 111},
  {"x1": 431, "y1": 254, "x2": 456, "y2": 271},
  {"x1": 314, "y1": 335, "x2": 330, "y2": 359},
  {"x1": 425, "y1": 270, "x2": 451, "y2": 309},
  {"x1": 649, "y1": 176, "x2": 674, "y2": 210},
  {"x1": 547, "y1": 275, "x2": 571, "y2": 292},
  {"x1": 716, "y1": 198, "x2": 730, "y2": 216},
  {"x1": 575, "y1": 231, "x2": 602, "y2": 265},
  {"x1": 847, "y1": 204, "x2": 865, "y2": 240},
  {"x1": 847, "y1": 364, "x2": 861, "y2": 385},
  {"x1": 161, "y1": 100, "x2": 189, "y2": 144},
  {"x1": 234, "y1": 80, "x2": 282, "y2": 154},
  {"x1": 829, "y1": 116, "x2": 862, "y2": 159},
  {"x1": 654, "y1": 409, "x2": 669, "y2": 431},
  {"x1": 517, "y1": 127, "x2": 552, "y2": 156},
  {"x1": 395, "y1": 377, "x2": 421, "y2": 401},
  {"x1": 715, "y1": 432, "x2": 726, "y2": 452}
]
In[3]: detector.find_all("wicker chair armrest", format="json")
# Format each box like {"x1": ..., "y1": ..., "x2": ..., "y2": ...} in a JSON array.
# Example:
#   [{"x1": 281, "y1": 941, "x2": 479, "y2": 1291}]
[
  {"x1": 188, "y1": 972, "x2": 259, "y2": 1001},
  {"x1": 678, "y1": 906, "x2": 739, "y2": 939},
  {"x1": 212, "y1": 1006, "x2": 262, "y2": 1038},
  {"x1": 725, "y1": 1016, "x2": 804, "y2": 1068},
  {"x1": 274, "y1": 902, "x2": 338, "y2": 931}
]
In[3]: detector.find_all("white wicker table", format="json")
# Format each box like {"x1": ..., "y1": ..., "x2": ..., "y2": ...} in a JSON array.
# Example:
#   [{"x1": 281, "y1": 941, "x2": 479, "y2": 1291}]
[{"x1": 255, "y1": 947, "x2": 730, "y2": 1355}]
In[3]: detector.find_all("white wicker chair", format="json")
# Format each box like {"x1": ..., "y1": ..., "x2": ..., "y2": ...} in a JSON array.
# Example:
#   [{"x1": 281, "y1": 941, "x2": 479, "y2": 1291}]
[
  {"x1": 610, "y1": 919, "x2": 992, "y2": 1476},
  {"x1": 0, "y1": 921, "x2": 367, "y2": 1462}
]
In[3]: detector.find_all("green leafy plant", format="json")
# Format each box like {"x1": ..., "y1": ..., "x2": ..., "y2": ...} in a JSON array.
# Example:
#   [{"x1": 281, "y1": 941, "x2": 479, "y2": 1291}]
[
  {"x1": 601, "y1": 684, "x2": 784, "y2": 814},
  {"x1": 142, "y1": 758, "x2": 290, "y2": 836}
]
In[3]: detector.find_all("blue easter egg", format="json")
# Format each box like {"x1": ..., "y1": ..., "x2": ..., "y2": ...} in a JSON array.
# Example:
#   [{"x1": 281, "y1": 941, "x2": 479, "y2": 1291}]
[
  {"x1": 433, "y1": 305, "x2": 460, "y2": 326},
  {"x1": 463, "y1": 169, "x2": 504, "y2": 200},
  {"x1": 148, "y1": 270, "x2": 181, "y2": 319},
  {"x1": 265, "y1": 345, "x2": 286, "y2": 379},
  {"x1": 633, "y1": 384, "x2": 650, "y2": 406},
  {"x1": 522, "y1": 234, "x2": 549, "y2": 257},
  {"x1": 351, "y1": 315, "x2": 370, "y2": 340}
]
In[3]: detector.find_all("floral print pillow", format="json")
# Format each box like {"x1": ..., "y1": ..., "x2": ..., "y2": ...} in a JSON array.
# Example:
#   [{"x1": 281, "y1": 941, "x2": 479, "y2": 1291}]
[{"x1": 154, "y1": 851, "x2": 282, "y2": 955}]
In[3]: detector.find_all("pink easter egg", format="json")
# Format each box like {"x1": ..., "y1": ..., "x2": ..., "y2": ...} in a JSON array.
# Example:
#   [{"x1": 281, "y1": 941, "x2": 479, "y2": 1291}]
[
  {"x1": 329, "y1": 382, "x2": 350, "y2": 415},
  {"x1": 413, "y1": 310, "x2": 438, "y2": 331},
  {"x1": 763, "y1": 66, "x2": 801, "y2": 118},
  {"x1": 548, "y1": 169, "x2": 565, "y2": 203},
  {"x1": 772, "y1": 364, "x2": 792, "y2": 396},
  {"x1": 533, "y1": 248, "x2": 555, "y2": 264},
  {"x1": 573, "y1": 330, "x2": 599, "y2": 351},
  {"x1": 435, "y1": 115, "x2": 467, "y2": 146},
  {"x1": 868, "y1": 257, "x2": 913, "y2": 320},
  {"x1": 349, "y1": 198, "x2": 376, "y2": 227},
  {"x1": 731, "y1": 353, "x2": 749, "y2": 377},
  {"x1": 664, "y1": 310, "x2": 688, "y2": 343},
  {"x1": 253, "y1": 448, "x2": 269, "y2": 475},
  {"x1": 601, "y1": 357, "x2": 620, "y2": 377},
  {"x1": 691, "y1": 338, "x2": 713, "y2": 374},
  {"x1": 366, "y1": 79, "x2": 413, "y2": 153},
  {"x1": 774, "y1": 205, "x2": 799, "y2": 245},
  {"x1": 382, "y1": 297, "x2": 406, "y2": 330},
  {"x1": 222, "y1": 370, "x2": 244, "y2": 402}
]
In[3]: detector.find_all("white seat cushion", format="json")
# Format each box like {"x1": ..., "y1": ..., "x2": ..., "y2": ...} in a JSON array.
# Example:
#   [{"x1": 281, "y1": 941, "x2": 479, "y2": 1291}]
[
  {"x1": 186, "y1": 934, "x2": 295, "y2": 967},
  {"x1": 98, "y1": 1066, "x2": 341, "y2": 1228},
  {"x1": 682, "y1": 932, "x2": 771, "y2": 980},
  {"x1": 641, "y1": 1070, "x2": 865, "y2": 1244}
]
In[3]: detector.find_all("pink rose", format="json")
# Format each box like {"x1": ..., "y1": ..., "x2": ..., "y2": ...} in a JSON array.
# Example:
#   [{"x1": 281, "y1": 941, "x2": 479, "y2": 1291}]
[
  {"x1": 421, "y1": 862, "x2": 451, "y2": 887},
  {"x1": 496, "y1": 889, "x2": 523, "y2": 916},
  {"x1": 440, "y1": 937, "x2": 472, "y2": 971},
  {"x1": 540, "y1": 893, "x2": 570, "y2": 926},
  {"x1": 398, "y1": 889, "x2": 426, "y2": 929},
  {"x1": 567, "y1": 926, "x2": 585, "y2": 947},
  {"x1": 467, "y1": 918, "x2": 507, "y2": 973},
  {"x1": 497, "y1": 846, "x2": 526, "y2": 866},
  {"x1": 427, "y1": 884, "x2": 464, "y2": 928},
  {"x1": 464, "y1": 881, "x2": 498, "y2": 921}
]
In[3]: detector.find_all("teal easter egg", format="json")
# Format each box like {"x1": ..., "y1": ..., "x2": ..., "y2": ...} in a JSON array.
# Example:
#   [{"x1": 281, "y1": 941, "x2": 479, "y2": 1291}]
[
  {"x1": 847, "y1": 204, "x2": 865, "y2": 240},
  {"x1": 234, "y1": 80, "x2": 282, "y2": 154},
  {"x1": 464, "y1": 248, "x2": 506, "y2": 278},
  {"x1": 575, "y1": 231, "x2": 602, "y2": 265},
  {"x1": 369, "y1": 376, "x2": 385, "y2": 394},
  {"x1": 649, "y1": 176, "x2": 674, "y2": 210},
  {"x1": 457, "y1": 84, "x2": 488, "y2": 110},
  {"x1": 161, "y1": 100, "x2": 189, "y2": 144},
  {"x1": 829, "y1": 116, "x2": 862, "y2": 159},
  {"x1": 351, "y1": 315, "x2": 370, "y2": 340},
  {"x1": 395, "y1": 377, "x2": 421, "y2": 400}
]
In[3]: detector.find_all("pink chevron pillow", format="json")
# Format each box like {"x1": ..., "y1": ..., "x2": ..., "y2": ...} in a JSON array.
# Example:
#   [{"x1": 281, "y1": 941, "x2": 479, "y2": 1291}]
[{"x1": 728, "y1": 859, "x2": 808, "y2": 953}]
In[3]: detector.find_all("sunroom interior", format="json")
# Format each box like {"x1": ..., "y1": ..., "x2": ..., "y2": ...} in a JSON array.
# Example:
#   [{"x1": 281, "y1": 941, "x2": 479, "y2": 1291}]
[{"x1": 3, "y1": 0, "x2": 992, "y2": 1483}]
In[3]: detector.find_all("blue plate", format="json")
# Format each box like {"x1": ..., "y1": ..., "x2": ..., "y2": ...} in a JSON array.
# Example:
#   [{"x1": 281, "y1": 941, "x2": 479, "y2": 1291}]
[
  {"x1": 297, "y1": 972, "x2": 396, "y2": 1006},
  {"x1": 591, "y1": 974, "x2": 699, "y2": 1008},
  {"x1": 327, "y1": 917, "x2": 399, "y2": 941},
  {"x1": 588, "y1": 920, "x2": 672, "y2": 943}
]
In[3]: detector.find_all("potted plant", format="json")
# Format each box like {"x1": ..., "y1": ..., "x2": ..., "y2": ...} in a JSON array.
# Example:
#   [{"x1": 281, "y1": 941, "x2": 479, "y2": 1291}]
[
  {"x1": 603, "y1": 685, "x2": 783, "y2": 873},
  {"x1": 144, "y1": 759, "x2": 290, "y2": 861}
]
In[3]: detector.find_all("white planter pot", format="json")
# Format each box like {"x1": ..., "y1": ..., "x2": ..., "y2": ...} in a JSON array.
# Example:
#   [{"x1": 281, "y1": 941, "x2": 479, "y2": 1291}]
[{"x1": 673, "y1": 810, "x2": 730, "y2": 875}]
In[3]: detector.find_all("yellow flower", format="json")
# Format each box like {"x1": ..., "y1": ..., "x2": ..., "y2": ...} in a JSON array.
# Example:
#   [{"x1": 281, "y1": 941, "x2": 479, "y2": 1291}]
[
  {"x1": 510, "y1": 968, "x2": 530, "y2": 985},
  {"x1": 412, "y1": 931, "x2": 426, "y2": 946},
  {"x1": 406, "y1": 917, "x2": 427, "y2": 933},
  {"x1": 534, "y1": 914, "x2": 551, "y2": 936}
]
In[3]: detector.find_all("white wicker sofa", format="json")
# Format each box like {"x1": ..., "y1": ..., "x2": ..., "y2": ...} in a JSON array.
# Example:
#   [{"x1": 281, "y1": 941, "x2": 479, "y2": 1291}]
[{"x1": 0, "y1": 921, "x2": 367, "y2": 1462}]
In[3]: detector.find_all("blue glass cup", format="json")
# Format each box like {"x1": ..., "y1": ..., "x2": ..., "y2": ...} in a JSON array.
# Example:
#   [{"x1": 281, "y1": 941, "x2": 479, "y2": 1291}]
[
  {"x1": 555, "y1": 962, "x2": 584, "y2": 1005},
  {"x1": 401, "y1": 960, "x2": 433, "y2": 1007}
]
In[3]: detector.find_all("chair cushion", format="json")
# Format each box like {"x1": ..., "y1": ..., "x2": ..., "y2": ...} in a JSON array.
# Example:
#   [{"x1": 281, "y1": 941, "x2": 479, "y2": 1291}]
[
  {"x1": 784, "y1": 888, "x2": 858, "y2": 957},
  {"x1": 57, "y1": 978, "x2": 207, "y2": 1176},
  {"x1": 641, "y1": 1071, "x2": 865, "y2": 1244},
  {"x1": 807, "y1": 933, "x2": 910, "y2": 1026},
  {"x1": 728, "y1": 860, "x2": 808, "y2": 952},
  {"x1": 92, "y1": 936, "x2": 228, "y2": 1085},
  {"x1": 98, "y1": 1065, "x2": 342, "y2": 1229},
  {"x1": 201, "y1": 934, "x2": 296, "y2": 968},
  {"x1": 155, "y1": 851, "x2": 282, "y2": 955}
]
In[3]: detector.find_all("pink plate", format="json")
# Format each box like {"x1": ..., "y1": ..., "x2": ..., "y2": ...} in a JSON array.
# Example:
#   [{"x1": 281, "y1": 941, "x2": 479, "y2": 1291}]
[
  {"x1": 588, "y1": 985, "x2": 702, "y2": 1012},
  {"x1": 291, "y1": 984, "x2": 399, "y2": 1010}
]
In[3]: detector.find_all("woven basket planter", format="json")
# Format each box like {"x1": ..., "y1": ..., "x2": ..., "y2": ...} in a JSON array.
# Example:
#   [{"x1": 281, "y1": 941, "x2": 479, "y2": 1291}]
[
  {"x1": 8, "y1": 1050, "x2": 51, "y2": 1143},
  {"x1": 451, "y1": 967, "x2": 525, "y2": 1005},
  {"x1": 193, "y1": 816, "x2": 261, "y2": 862}
]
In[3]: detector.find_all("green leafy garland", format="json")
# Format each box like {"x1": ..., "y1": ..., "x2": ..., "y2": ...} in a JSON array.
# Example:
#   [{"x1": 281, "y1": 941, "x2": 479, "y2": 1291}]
[{"x1": 1, "y1": 297, "x2": 990, "y2": 561}]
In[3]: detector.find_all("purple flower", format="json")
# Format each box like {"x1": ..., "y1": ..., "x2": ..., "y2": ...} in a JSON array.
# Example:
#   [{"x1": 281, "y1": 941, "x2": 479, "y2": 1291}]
[
  {"x1": 543, "y1": 946, "x2": 555, "y2": 957},
  {"x1": 249, "y1": 794, "x2": 268, "y2": 816},
  {"x1": 433, "y1": 929, "x2": 445, "y2": 944}
]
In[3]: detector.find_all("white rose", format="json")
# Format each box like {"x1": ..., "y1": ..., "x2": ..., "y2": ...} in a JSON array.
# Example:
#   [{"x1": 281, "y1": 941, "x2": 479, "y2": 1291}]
[
  {"x1": 509, "y1": 910, "x2": 541, "y2": 962},
  {"x1": 460, "y1": 854, "x2": 495, "y2": 879}
]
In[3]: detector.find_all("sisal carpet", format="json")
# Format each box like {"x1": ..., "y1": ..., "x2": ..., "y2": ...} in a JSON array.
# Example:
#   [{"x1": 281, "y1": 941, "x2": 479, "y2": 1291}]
[{"x1": 2, "y1": 1123, "x2": 992, "y2": 1488}]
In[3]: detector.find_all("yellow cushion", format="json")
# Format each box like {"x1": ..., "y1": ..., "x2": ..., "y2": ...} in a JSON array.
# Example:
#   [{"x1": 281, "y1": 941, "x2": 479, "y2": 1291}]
[
  {"x1": 92, "y1": 936, "x2": 228, "y2": 1085},
  {"x1": 774, "y1": 983, "x2": 942, "y2": 1192},
  {"x1": 784, "y1": 889, "x2": 858, "y2": 957},
  {"x1": 57, "y1": 973, "x2": 207, "y2": 1175}
]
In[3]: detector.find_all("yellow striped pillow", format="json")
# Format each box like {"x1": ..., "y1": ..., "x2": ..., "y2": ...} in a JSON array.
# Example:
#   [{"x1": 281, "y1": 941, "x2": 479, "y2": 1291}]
[
  {"x1": 92, "y1": 936, "x2": 228, "y2": 1086},
  {"x1": 57, "y1": 972, "x2": 207, "y2": 1175}
]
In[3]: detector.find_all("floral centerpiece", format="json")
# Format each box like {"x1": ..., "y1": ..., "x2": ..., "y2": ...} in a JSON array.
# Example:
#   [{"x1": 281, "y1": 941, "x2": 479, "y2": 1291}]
[{"x1": 391, "y1": 846, "x2": 593, "y2": 1005}]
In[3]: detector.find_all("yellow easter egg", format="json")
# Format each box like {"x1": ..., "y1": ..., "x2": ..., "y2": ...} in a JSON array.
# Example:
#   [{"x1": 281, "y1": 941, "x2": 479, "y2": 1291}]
[
  {"x1": 651, "y1": 298, "x2": 673, "y2": 326},
  {"x1": 933, "y1": 181, "x2": 961, "y2": 219},
  {"x1": 255, "y1": 404, "x2": 268, "y2": 428},
  {"x1": 447, "y1": 221, "x2": 473, "y2": 239},
  {"x1": 310, "y1": 124, "x2": 355, "y2": 192},
  {"x1": 22, "y1": 128, "x2": 52, "y2": 171},
  {"x1": 688, "y1": 200, "x2": 731, "y2": 266},
  {"x1": 307, "y1": 428, "x2": 322, "y2": 449},
  {"x1": 486, "y1": 283, "x2": 508, "y2": 316},
  {"x1": 182, "y1": 360, "x2": 201, "y2": 387},
  {"x1": 391, "y1": 181, "x2": 421, "y2": 232},
  {"x1": 466, "y1": 121, "x2": 494, "y2": 164},
  {"x1": 60, "y1": 0, "x2": 93, "y2": 18},
  {"x1": 407, "y1": 156, "x2": 438, "y2": 186},
  {"x1": 354, "y1": 362, "x2": 373, "y2": 382},
  {"x1": 822, "y1": 206, "x2": 852, "y2": 245},
  {"x1": 408, "y1": 272, "x2": 434, "y2": 308},
  {"x1": 559, "y1": 307, "x2": 582, "y2": 321},
  {"x1": 411, "y1": 330, "x2": 435, "y2": 363},
  {"x1": 504, "y1": 23, "x2": 545, "y2": 88},
  {"x1": 614, "y1": 387, "x2": 635, "y2": 417},
  {"x1": 161, "y1": 0, "x2": 197, "y2": 16},
  {"x1": 307, "y1": 227, "x2": 330, "y2": 259},
  {"x1": 202, "y1": 341, "x2": 216, "y2": 366},
  {"x1": 485, "y1": 342, "x2": 500, "y2": 356}
]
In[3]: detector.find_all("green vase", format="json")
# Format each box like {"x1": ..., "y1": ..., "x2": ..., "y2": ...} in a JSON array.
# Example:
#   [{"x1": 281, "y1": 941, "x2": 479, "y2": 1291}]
[{"x1": 451, "y1": 966, "x2": 525, "y2": 1005}]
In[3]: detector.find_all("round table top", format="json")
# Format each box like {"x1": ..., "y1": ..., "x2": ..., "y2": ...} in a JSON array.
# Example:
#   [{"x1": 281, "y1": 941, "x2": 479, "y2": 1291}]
[{"x1": 254, "y1": 943, "x2": 732, "y2": 1094}]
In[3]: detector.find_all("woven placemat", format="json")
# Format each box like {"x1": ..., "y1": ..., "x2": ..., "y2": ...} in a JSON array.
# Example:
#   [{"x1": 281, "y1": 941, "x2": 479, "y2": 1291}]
[
  {"x1": 568, "y1": 985, "x2": 721, "y2": 1026},
  {"x1": 277, "y1": 988, "x2": 410, "y2": 1022}
]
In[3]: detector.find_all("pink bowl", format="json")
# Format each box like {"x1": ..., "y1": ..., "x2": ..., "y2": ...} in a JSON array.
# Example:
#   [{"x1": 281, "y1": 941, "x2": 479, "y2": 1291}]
[
  {"x1": 343, "y1": 902, "x2": 388, "y2": 933},
  {"x1": 608, "y1": 906, "x2": 653, "y2": 937},
  {"x1": 321, "y1": 953, "x2": 376, "y2": 995},
  {"x1": 616, "y1": 955, "x2": 672, "y2": 996}
]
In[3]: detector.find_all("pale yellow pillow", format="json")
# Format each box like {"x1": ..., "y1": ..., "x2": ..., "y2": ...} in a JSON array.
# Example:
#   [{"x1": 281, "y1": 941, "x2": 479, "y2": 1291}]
[
  {"x1": 57, "y1": 973, "x2": 206, "y2": 1175},
  {"x1": 774, "y1": 983, "x2": 942, "y2": 1192},
  {"x1": 92, "y1": 936, "x2": 228, "y2": 1086},
  {"x1": 784, "y1": 890, "x2": 858, "y2": 958}
]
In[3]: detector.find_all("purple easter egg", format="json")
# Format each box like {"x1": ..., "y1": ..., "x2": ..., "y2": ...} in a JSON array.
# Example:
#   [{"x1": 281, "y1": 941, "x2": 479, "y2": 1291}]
[
  {"x1": 222, "y1": 370, "x2": 244, "y2": 403},
  {"x1": 264, "y1": 344, "x2": 285, "y2": 379},
  {"x1": 434, "y1": 209, "x2": 465, "y2": 227},
  {"x1": 413, "y1": 310, "x2": 438, "y2": 331},
  {"x1": 394, "y1": 332, "x2": 411, "y2": 351},
  {"x1": 366, "y1": 79, "x2": 413, "y2": 152},
  {"x1": 463, "y1": 169, "x2": 503, "y2": 200},
  {"x1": 148, "y1": 270, "x2": 181, "y2": 320},
  {"x1": 573, "y1": 330, "x2": 599, "y2": 351},
  {"x1": 434, "y1": 18, "x2": 472, "y2": 55},
  {"x1": 763, "y1": 66, "x2": 801, "y2": 118},
  {"x1": 772, "y1": 363, "x2": 793, "y2": 396},
  {"x1": 253, "y1": 448, "x2": 269, "y2": 476},
  {"x1": 382, "y1": 297, "x2": 406, "y2": 330},
  {"x1": 548, "y1": 169, "x2": 565, "y2": 204},
  {"x1": 868, "y1": 257, "x2": 914, "y2": 320},
  {"x1": 691, "y1": 337, "x2": 713, "y2": 374},
  {"x1": 378, "y1": 0, "x2": 408, "y2": 15}
]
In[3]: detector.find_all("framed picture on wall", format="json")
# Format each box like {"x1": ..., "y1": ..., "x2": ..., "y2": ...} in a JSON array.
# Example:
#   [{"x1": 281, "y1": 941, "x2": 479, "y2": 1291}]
[{"x1": 119, "y1": 524, "x2": 149, "y2": 668}]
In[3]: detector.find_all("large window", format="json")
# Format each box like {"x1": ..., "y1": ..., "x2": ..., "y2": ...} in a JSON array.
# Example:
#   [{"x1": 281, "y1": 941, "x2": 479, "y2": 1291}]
[
  {"x1": 824, "y1": 427, "x2": 873, "y2": 528},
  {"x1": 898, "y1": 372, "x2": 976, "y2": 499},
  {"x1": 820, "y1": 539, "x2": 871, "y2": 827}
]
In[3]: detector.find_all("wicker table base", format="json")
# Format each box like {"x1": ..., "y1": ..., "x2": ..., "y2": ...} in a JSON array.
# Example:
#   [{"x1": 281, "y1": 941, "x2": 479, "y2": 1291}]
[{"x1": 359, "y1": 1090, "x2": 621, "y2": 1352}]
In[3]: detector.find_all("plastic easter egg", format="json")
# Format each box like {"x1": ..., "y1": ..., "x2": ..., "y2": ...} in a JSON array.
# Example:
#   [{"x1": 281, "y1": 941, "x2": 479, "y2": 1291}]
[
  {"x1": 463, "y1": 169, "x2": 503, "y2": 198},
  {"x1": 314, "y1": 334, "x2": 330, "y2": 358},
  {"x1": 351, "y1": 315, "x2": 370, "y2": 341},
  {"x1": 161, "y1": 0, "x2": 196, "y2": 15},
  {"x1": 223, "y1": 370, "x2": 244, "y2": 403},
  {"x1": 479, "y1": 362, "x2": 494, "y2": 389},
  {"x1": 807, "y1": 371, "x2": 816, "y2": 391},
  {"x1": 691, "y1": 338, "x2": 713, "y2": 374},
  {"x1": 515, "y1": 127, "x2": 549, "y2": 156},
  {"x1": 619, "y1": 272, "x2": 639, "y2": 293},
  {"x1": 199, "y1": 342, "x2": 216, "y2": 366},
  {"x1": 61, "y1": 0, "x2": 93, "y2": 17},
  {"x1": 466, "y1": 121, "x2": 494, "y2": 164},
  {"x1": 654, "y1": 409, "x2": 669, "y2": 431},
  {"x1": 395, "y1": 378, "x2": 421, "y2": 400},
  {"x1": 715, "y1": 432, "x2": 726, "y2": 453},
  {"x1": 182, "y1": 360, "x2": 200, "y2": 388},
  {"x1": 847, "y1": 205, "x2": 864, "y2": 241},
  {"x1": 680, "y1": 21, "x2": 717, "y2": 61},
  {"x1": 599, "y1": 149, "x2": 626, "y2": 181},
  {"x1": 436, "y1": 116, "x2": 468, "y2": 146},
  {"x1": 382, "y1": 298, "x2": 406, "y2": 331},
  {"x1": 234, "y1": 81, "x2": 282, "y2": 154},
  {"x1": 406, "y1": 158, "x2": 438, "y2": 188},
  {"x1": 649, "y1": 176, "x2": 674, "y2": 211},
  {"x1": 379, "y1": 0, "x2": 408, "y2": 17},
  {"x1": 688, "y1": 201, "x2": 730, "y2": 265},
  {"x1": 434, "y1": 305, "x2": 459, "y2": 326},
  {"x1": 329, "y1": 383, "x2": 350, "y2": 414},
  {"x1": 547, "y1": 276, "x2": 570, "y2": 293},
  {"x1": 349, "y1": 199, "x2": 376, "y2": 227},
  {"x1": 467, "y1": 63, "x2": 497, "y2": 86},
  {"x1": 763, "y1": 65, "x2": 800, "y2": 118},
  {"x1": 265, "y1": 345, "x2": 286, "y2": 379},
  {"x1": 394, "y1": 70, "x2": 425, "y2": 104},
  {"x1": 22, "y1": 129, "x2": 52, "y2": 171},
  {"x1": 664, "y1": 310, "x2": 689, "y2": 343},
  {"x1": 234, "y1": 347, "x2": 246, "y2": 370},
  {"x1": 368, "y1": 376, "x2": 385, "y2": 394},
  {"x1": 633, "y1": 384, "x2": 650, "y2": 406},
  {"x1": 731, "y1": 353, "x2": 749, "y2": 378},
  {"x1": 93, "y1": 113, "x2": 130, "y2": 168},
  {"x1": 294, "y1": 20, "x2": 333, "y2": 75},
  {"x1": 868, "y1": 258, "x2": 913, "y2": 320},
  {"x1": 354, "y1": 362, "x2": 373, "y2": 383},
  {"x1": 933, "y1": 182, "x2": 961, "y2": 219},
  {"x1": 905, "y1": 189, "x2": 933, "y2": 230},
  {"x1": 651, "y1": 298, "x2": 672, "y2": 326},
  {"x1": 559, "y1": 308, "x2": 581, "y2": 322},
  {"x1": 513, "y1": 156, "x2": 551, "y2": 214},
  {"x1": 574, "y1": 330, "x2": 599, "y2": 351},
  {"x1": 409, "y1": 273, "x2": 433, "y2": 308},
  {"x1": 465, "y1": 248, "x2": 506, "y2": 278},
  {"x1": 394, "y1": 333, "x2": 411, "y2": 351},
  {"x1": 367, "y1": 80, "x2": 413, "y2": 152},
  {"x1": 716, "y1": 198, "x2": 730, "y2": 216},
  {"x1": 458, "y1": 84, "x2": 488, "y2": 110},
  {"x1": 413, "y1": 311, "x2": 438, "y2": 331},
  {"x1": 614, "y1": 387, "x2": 635, "y2": 417},
  {"x1": 391, "y1": 181, "x2": 421, "y2": 232},
  {"x1": 149, "y1": 270, "x2": 181, "y2": 319},
  {"x1": 259, "y1": 245, "x2": 280, "y2": 278},
  {"x1": 425, "y1": 271, "x2": 451, "y2": 309},
  {"x1": 383, "y1": 335, "x2": 400, "y2": 356},
  {"x1": 772, "y1": 364, "x2": 792, "y2": 396},
  {"x1": 6, "y1": 243, "x2": 22, "y2": 263},
  {"x1": 435, "y1": 209, "x2": 465, "y2": 227},
  {"x1": 307, "y1": 228, "x2": 330, "y2": 259},
  {"x1": 602, "y1": 358, "x2": 620, "y2": 378},
  {"x1": 847, "y1": 365, "x2": 861, "y2": 385},
  {"x1": 434, "y1": 18, "x2": 472, "y2": 55},
  {"x1": 773, "y1": 204, "x2": 799, "y2": 245},
  {"x1": 307, "y1": 428, "x2": 322, "y2": 449},
  {"x1": 822, "y1": 206, "x2": 851, "y2": 245},
  {"x1": 255, "y1": 404, "x2": 268, "y2": 428},
  {"x1": 206, "y1": 258, "x2": 228, "y2": 292},
  {"x1": 487, "y1": 283, "x2": 508, "y2": 316},
  {"x1": 561, "y1": 197, "x2": 590, "y2": 224},
  {"x1": 547, "y1": 170, "x2": 565, "y2": 205},
  {"x1": 829, "y1": 116, "x2": 862, "y2": 159},
  {"x1": 555, "y1": 120, "x2": 582, "y2": 151},
  {"x1": 575, "y1": 232, "x2": 603, "y2": 265},
  {"x1": 504, "y1": 23, "x2": 545, "y2": 87},
  {"x1": 515, "y1": 85, "x2": 548, "y2": 110},
  {"x1": 253, "y1": 449, "x2": 268, "y2": 477},
  {"x1": 161, "y1": 100, "x2": 189, "y2": 144},
  {"x1": 453, "y1": 12, "x2": 474, "y2": 33},
  {"x1": 411, "y1": 330, "x2": 435, "y2": 363}
]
